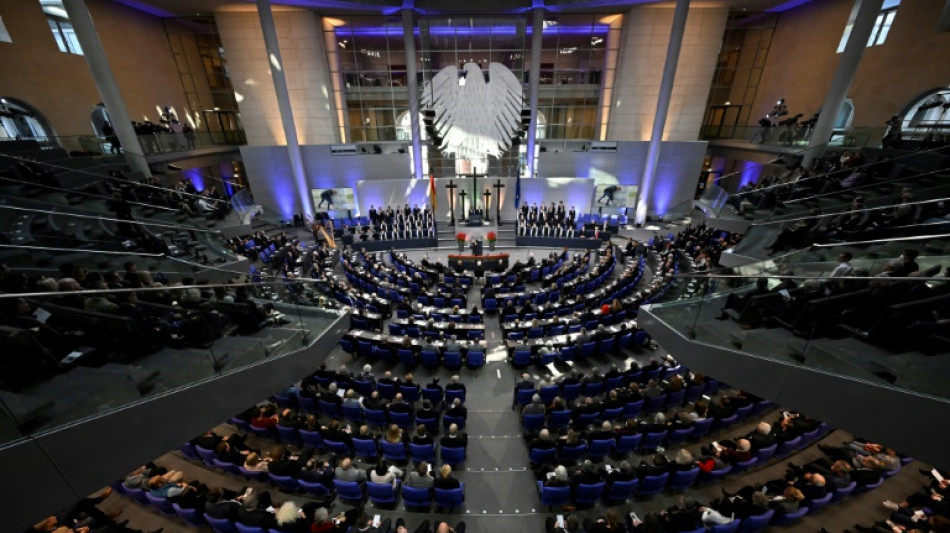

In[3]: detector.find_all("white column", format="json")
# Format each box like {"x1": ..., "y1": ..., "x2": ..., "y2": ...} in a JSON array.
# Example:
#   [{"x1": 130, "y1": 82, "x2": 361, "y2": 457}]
[
  {"x1": 635, "y1": 0, "x2": 689, "y2": 226},
  {"x1": 403, "y1": 6, "x2": 424, "y2": 180},
  {"x1": 525, "y1": 6, "x2": 544, "y2": 179},
  {"x1": 256, "y1": 0, "x2": 312, "y2": 219},
  {"x1": 803, "y1": 0, "x2": 884, "y2": 167},
  {"x1": 63, "y1": 0, "x2": 150, "y2": 178}
]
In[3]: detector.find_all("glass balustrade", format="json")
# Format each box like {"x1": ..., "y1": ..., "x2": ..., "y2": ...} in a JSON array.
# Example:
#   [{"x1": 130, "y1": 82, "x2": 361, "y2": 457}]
[
  {"x1": 0, "y1": 280, "x2": 344, "y2": 446},
  {"x1": 649, "y1": 240, "x2": 950, "y2": 402}
]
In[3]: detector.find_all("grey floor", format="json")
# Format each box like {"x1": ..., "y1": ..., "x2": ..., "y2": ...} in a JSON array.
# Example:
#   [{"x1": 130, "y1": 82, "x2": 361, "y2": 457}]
[{"x1": 86, "y1": 241, "x2": 931, "y2": 533}]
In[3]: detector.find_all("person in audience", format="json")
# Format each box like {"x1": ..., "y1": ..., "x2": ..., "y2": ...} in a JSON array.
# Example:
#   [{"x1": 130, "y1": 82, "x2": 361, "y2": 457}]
[
  {"x1": 370, "y1": 459, "x2": 403, "y2": 488},
  {"x1": 407, "y1": 461, "x2": 434, "y2": 488},
  {"x1": 434, "y1": 464, "x2": 461, "y2": 490},
  {"x1": 441, "y1": 423, "x2": 468, "y2": 449},
  {"x1": 27, "y1": 488, "x2": 123, "y2": 533},
  {"x1": 446, "y1": 397, "x2": 467, "y2": 419},
  {"x1": 334, "y1": 457, "x2": 366, "y2": 483}
]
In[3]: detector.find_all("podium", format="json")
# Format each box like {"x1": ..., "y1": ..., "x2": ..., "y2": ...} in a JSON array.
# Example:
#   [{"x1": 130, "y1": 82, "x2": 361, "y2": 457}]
[{"x1": 470, "y1": 239, "x2": 483, "y2": 256}]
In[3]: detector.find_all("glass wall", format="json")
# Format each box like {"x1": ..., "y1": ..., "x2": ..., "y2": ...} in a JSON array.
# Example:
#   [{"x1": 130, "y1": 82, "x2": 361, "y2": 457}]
[
  {"x1": 328, "y1": 16, "x2": 407, "y2": 143},
  {"x1": 164, "y1": 17, "x2": 245, "y2": 143},
  {"x1": 324, "y1": 12, "x2": 617, "y2": 177},
  {"x1": 700, "y1": 12, "x2": 777, "y2": 139},
  {"x1": 535, "y1": 14, "x2": 608, "y2": 140}
]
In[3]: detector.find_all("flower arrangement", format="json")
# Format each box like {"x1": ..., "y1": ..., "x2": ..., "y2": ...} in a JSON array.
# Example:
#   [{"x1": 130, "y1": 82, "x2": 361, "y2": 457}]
[
  {"x1": 456, "y1": 232, "x2": 467, "y2": 243},
  {"x1": 486, "y1": 231, "x2": 497, "y2": 242}
]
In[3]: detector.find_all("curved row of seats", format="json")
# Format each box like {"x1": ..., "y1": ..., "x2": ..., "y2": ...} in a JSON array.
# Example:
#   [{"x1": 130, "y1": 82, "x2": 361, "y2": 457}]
[
  {"x1": 340, "y1": 336, "x2": 487, "y2": 369},
  {"x1": 536, "y1": 428, "x2": 908, "y2": 532}
]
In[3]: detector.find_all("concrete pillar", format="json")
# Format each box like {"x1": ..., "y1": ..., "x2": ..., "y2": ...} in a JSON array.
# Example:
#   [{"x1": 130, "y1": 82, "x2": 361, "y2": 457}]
[
  {"x1": 63, "y1": 0, "x2": 150, "y2": 178},
  {"x1": 803, "y1": 0, "x2": 885, "y2": 167},
  {"x1": 525, "y1": 5, "x2": 544, "y2": 179},
  {"x1": 256, "y1": 0, "x2": 312, "y2": 219},
  {"x1": 635, "y1": 0, "x2": 689, "y2": 226},
  {"x1": 403, "y1": 5, "x2": 424, "y2": 180}
]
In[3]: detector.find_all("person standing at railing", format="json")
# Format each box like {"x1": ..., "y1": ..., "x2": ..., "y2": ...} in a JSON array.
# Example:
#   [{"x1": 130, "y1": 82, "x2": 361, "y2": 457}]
[
  {"x1": 882, "y1": 115, "x2": 902, "y2": 150},
  {"x1": 183, "y1": 124, "x2": 197, "y2": 149},
  {"x1": 102, "y1": 120, "x2": 120, "y2": 154}
]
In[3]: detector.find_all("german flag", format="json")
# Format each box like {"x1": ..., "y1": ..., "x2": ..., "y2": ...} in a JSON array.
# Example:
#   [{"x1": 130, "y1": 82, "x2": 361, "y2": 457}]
[{"x1": 429, "y1": 173, "x2": 437, "y2": 212}]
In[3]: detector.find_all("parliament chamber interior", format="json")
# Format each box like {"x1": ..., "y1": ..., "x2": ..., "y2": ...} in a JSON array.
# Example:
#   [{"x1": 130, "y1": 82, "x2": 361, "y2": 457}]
[{"x1": 1, "y1": 0, "x2": 949, "y2": 532}]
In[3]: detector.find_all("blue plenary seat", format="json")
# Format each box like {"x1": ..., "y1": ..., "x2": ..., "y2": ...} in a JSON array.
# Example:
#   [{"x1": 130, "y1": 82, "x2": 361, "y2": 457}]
[
  {"x1": 367, "y1": 480, "x2": 400, "y2": 508},
  {"x1": 333, "y1": 479, "x2": 365, "y2": 503},
  {"x1": 537, "y1": 481, "x2": 571, "y2": 509},
  {"x1": 434, "y1": 484, "x2": 464, "y2": 510},
  {"x1": 402, "y1": 485, "x2": 432, "y2": 510}
]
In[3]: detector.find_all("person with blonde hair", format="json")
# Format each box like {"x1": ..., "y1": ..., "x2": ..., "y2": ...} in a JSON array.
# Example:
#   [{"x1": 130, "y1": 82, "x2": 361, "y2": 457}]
[
  {"x1": 274, "y1": 501, "x2": 308, "y2": 532},
  {"x1": 434, "y1": 464, "x2": 461, "y2": 489},
  {"x1": 244, "y1": 451, "x2": 267, "y2": 472}
]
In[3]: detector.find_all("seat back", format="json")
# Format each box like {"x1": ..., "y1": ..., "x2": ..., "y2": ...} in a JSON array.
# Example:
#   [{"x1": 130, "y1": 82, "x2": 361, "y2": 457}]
[
  {"x1": 196, "y1": 445, "x2": 217, "y2": 466},
  {"x1": 587, "y1": 438, "x2": 615, "y2": 460},
  {"x1": 538, "y1": 482, "x2": 571, "y2": 508},
  {"x1": 708, "y1": 521, "x2": 740, "y2": 533},
  {"x1": 342, "y1": 405, "x2": 363, "y2": 423},
  {"x1": 668, "y1": 467, "x2": 700, "y2": 491},
  {"x1": 529, "y1": 447, "x2": 557, "y2": 464},
  {"x1": 690, "y1": 417, "x2": 714, "y2": 439},
  {"x1": 444, "y1": 351, "x2": 463, "y2": 368},
  {"x1": 434, "y1": 484, "x2": 464, "y2": 509},
  {"x1": 324, "y1": 439, "x2": 350, "y2": 456},
  {"x1": 770, "y1": 506, "x2": 808, "y2": 525},
  {"x1": 832, "y1": 481, "x2": 857, "y2": 502},
  {"x1": 739, "y1": 510, "x2": 774, "y2": 533},
  {"x1": 352, "y1": 438, "x2": 379, "y2": 461},
  {"x1": 269, "y1": 473, "x2": 300, "y2": 492},
  {"x1": 444, "y1": 388, "x2": 466, "y2": 404},
  {"x1": 558, "y1": 443, "x2": 587, "y2": 463},
  {"x1": 298, "y1": 479, "x2": 331, "y2": 498},
  {"x1": 203, "y1": 513, "x2": 239, "y2": 533},
  {"x1": 402, "y1": 485, "x2": 432, "y2": 510},
  {"x1": 638, "y1": 472, "x2": 670, "y2": 495},
  {"x1": 381, "y1": 440, "x2": 407, "y2": 461},
  {"x1": 399, "y1": 385, "x2": 421, "y2": 403},
  {"x1": 367, "y1": 481, "x2": 399, "y2": 505},
  {"x1": 641, "y1": 430, "x2": 668, "y2": 452},
  {"x1": 364, "y1": 408, "x2": 388, "y2": 427},
  {"x1": 389, "y1": 411, "x2": 413, "y2": 429},
  {"x1": 441, "y1": 446, "x2": 466, "y2": 466},
  {"x1": 422, "y1": 386, "x2": 443, "y2": 406},
  {"x1": 376, "y1": 382, "x2": 396, "y2": 399},
  {"x1": 332, "y1": 479, "x2": 364, "y2": 503},
  {"x1": 753, "y1": 444, "x2": 777, "y2": 463},
  {"x1": 522, "y1": 413, "x2": 546, "y2": 432},
  {"x1": 615, "y1": 433, "x2": 642, "y2": 455},
  {"x1": 513, "y1": 350, "x2": 532, "y2": 366},
  {"x1": 623, "y1": 399, "x2": 645, "y2": 419},
  {"x1": 173, "y1": 503, "x2": 206, "y2": 527},
  {"x1": 145, "y1": 492, "x2": 176, "y2": 515},
  {"x1": 515, "y1": 388, "x2": 534, "y2": 406},
  {"x1": 561, "y1": 382, "x2": 582, "y2": 401},
  {"x1": 606, "y1": 479, "x2": 639, "y2": 502},
  {"x1": 421, "y1": 350, "x2": 440, "y2": 367},
  {"x1": 409, "y1": 443, "x2": 436, "y2": 463},
  {"x1": 574, "y1": 482, "x2": 605, "y2": 504},
  {"x1": 466, "y1": 350, "x2": 485, "y2": 368}
]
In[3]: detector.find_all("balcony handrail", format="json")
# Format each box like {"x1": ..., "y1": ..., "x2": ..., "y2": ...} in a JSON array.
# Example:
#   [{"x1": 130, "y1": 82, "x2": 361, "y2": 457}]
[
  {"x1": 0, "y1": 174, "x2": 179, "y2": 213},
  {"x1": 743, "y1": 195, "x2": 950, "y2": 228},
  {"x1": 0, "y1": 152, "x2": 231, "y2": 206},
  {"x1": 730, "y1": 143, "x2": 950, "y2": 202},
  {"x1": 0, "y1": 204, "x2": 225, "y2": 234}
]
